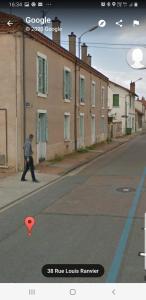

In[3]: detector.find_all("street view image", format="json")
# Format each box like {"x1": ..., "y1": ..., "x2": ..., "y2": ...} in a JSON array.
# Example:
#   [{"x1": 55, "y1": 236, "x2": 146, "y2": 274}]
[{"x1": 0, "y1": 0, "x2": 146, "y2": 286}]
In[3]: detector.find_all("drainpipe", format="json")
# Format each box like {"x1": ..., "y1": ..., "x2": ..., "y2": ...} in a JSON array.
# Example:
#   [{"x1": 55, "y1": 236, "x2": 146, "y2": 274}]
[
  {"x1": 22, "y1": 30, "x2": 26, "y2": 145},
  {"x1": 14, "y1": 33, "x2": 18, "y2": 171},
  {"x1": 74, "y1": 59, "x2": 77, "y2": 151},
  {"x1": 0, "y1": 109, "x2": 8, "y2": 166},
  {"x1": 125, "y1": 94, "x2": 129, "y2": 135},
  {"x1": 5, "y1": 109, "x2": 8, "y2": 165}
]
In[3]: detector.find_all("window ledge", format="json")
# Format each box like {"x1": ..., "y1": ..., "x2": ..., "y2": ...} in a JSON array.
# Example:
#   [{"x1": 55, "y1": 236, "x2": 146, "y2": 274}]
[
  {"x1": 80, "y1": 102, "x2": 85, "y2": 106},
  {"x1": 37, "y1": 93, "x2": 47, "y2": 98},
  {"x1": 91, "y1": 105, "x2": 95, "y2": 108},
  {"x1": 64, "y1": 139, "x2": 71, "y2": 142},
  {"x1": 64, "y1": 99, "x2": 71, "y2": 103}
]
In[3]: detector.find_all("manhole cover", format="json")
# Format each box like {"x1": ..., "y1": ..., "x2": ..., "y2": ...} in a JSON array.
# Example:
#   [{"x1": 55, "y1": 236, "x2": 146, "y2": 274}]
[{"x1": 116, "y1": 187, "x2": 136, "y2": 193}]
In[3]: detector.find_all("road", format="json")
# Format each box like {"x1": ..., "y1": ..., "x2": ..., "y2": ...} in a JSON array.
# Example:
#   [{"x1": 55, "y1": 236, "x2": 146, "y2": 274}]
[{"x1": 0, "y1": 134, "x2": 146, "y2": 283}]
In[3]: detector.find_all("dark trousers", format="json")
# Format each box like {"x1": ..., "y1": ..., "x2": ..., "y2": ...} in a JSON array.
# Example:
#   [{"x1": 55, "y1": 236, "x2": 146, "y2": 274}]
[{"x1": 21, "y1": 156, "x2": 36, "y2": 181}]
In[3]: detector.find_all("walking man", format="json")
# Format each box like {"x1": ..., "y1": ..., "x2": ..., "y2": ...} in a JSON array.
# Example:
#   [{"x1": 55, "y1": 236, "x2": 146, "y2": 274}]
[{"x1": 21, "y1": 134, "x2": 39, "y2": 183}]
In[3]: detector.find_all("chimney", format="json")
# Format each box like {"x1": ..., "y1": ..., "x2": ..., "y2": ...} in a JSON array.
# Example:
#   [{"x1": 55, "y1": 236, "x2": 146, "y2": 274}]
[
  {"x1": 81, "y1": 43, "x2": 88, "y2": 63},
  {"x1": 87, "y1": 54, "x2": 91, "y2": 66},
  {"x1": 68, "y1": 32, "x2": 76, "y2": 56},
  {"x1": 52, "y1": 17, "x2": 61, "y2": 45},
  {"x1": 130, "y1": 81, "x2": 135, "y2": 94}
]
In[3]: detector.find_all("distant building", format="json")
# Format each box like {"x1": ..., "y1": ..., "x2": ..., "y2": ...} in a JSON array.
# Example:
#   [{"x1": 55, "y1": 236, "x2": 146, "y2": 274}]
[
  {"x1": 135, "y1": 97, "x2": 146, "y2": 131},
  {"x1": 108, "y1": 81, "x2": 137, "y2": 138},
  {"x1": 0, "y1": 12, "x2": 108, "y2": 169}
]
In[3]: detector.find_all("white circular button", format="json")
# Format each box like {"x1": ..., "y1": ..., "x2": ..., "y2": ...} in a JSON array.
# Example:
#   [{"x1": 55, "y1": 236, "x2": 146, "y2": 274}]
[{"x1": 98, "y1": 20, "x2": 107, "y2": 28}]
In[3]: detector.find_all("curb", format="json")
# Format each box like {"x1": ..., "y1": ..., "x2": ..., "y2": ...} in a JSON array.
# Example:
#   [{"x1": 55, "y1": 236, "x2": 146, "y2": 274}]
[{"x1": 60, "y1": 139, "x2": 129, "y2": 176}]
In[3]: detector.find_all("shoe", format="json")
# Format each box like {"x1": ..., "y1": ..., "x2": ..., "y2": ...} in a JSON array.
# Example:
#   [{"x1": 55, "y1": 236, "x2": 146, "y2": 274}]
[
  {"x1": 33, "y1": 179, "x2": 39, "y2": 183},
  {"x1": 21, "y1": 178, "x2": 27, "y2": 181}
]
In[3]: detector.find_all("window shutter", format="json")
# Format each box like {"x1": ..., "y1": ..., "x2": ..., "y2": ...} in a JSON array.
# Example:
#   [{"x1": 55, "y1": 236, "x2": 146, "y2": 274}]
[
  {"x1": 64, "y1": 115, "x2": 67, "y2": 139},
  {"x1": 113, "y1": 94, "x2": 119, "y2": 107},
  {"x1": 80, "y1": 78, "x2": 82, "y2": 101},
  {"x1": 37, "y1": 57, "x2": 39, "y2": 93},
  {"x1": 45, "y1": 59, "x2": 48, "y2": 95},
  {"x1": 69, "y1": 71, "x2": 72, "y2": 99},
  {"x1": 39, "y1": 57, "x2": 43, "y2": 93},
  {"x1": 82, "y1": 79, "x2": 85, "y2": 101},
  {"x1": 63, "y1": 70, "x2": 67, "y2": 99},
  {"x1": 45, "y1": 113, "x2": 48, "y2": 142},
  {"x1": 36, "y1": 112, "x2": 40, "y2": 144}
]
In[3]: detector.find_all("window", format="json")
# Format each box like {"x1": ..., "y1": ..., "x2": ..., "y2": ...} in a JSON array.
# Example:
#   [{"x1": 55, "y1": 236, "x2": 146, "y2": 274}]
[
  {"x1": 80, "y1": 76, "x2": 85, "y2": 103},
  {"x1": 113, "y1": 94, "x2": 119, "y2": 107},
  {"x1": 91, "y1": 81, "x2": 96, "y2": 106},
  {"x1": 100, "y1": 116, "x2": 105, "y2": 133},
  {"x1": 64, "y1": 113, "x2": 70, "y2": 140},
  {"x1": 36, "y1": 111, "x2": 48, "y2": 144},
  {"x1": 64, "y1": 68, "x2": 72, "y2": 100},
  {"x1": 37, "y1": 53, "x2": 48, "y2": 96},
  {"x1": 101, "y1": 87, "x2": 105, "y2": 108},
  {"x1": 91, "y1": 114, "x2": 96, "y2": 143}
]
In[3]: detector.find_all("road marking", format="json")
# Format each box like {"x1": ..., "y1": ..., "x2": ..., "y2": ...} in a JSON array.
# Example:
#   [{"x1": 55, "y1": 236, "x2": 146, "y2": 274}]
[{"x1": 106, "y1": 167, "x2": 146, "y2": 283}]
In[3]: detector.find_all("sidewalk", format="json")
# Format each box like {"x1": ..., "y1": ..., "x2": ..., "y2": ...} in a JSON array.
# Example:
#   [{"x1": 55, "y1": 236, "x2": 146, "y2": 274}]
[
  {"x1": 36, "y1": 134, "x2": 137, "y2": 176},
  {"x1": 0, "y1": 134, "x2": 138, "y2": 210}
]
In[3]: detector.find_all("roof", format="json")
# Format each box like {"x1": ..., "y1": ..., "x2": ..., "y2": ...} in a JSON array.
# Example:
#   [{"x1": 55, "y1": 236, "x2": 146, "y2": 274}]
[
  {"x1": 0, "y1": 12, "x2": 108, "y2": 82},
  {"x1": 109, "y1": 80, "x2": 138, "y2": 97},
  {"x1": 135, "y1": 108, "x2": 144, "y2": 115},
  {"x1": 139, "y1": 99, "x2": 146, "y2": 107}
]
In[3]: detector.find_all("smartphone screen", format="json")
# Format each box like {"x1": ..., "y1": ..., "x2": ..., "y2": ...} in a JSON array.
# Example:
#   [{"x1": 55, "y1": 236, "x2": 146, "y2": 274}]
[{"x1": 0, "y1": 0, "x2": 146, "y2": 299}]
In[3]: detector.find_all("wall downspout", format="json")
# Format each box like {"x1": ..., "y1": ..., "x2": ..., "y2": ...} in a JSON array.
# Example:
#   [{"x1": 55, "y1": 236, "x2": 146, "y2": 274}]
[
  {"x1": 74, "y1": 59, "x2": 78, "y2": 151},
  {"x1": 14, "y1": 33, "x2": 18, "y2": 171},
  {"x1": 22, "y1": 30, "x2": 26, "y2": 145}
]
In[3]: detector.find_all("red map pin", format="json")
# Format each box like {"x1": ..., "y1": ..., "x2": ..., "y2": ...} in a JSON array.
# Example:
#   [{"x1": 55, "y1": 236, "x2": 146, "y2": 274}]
[{"x1": 24, "y1": 216, "x2": 36, "y2": 237}]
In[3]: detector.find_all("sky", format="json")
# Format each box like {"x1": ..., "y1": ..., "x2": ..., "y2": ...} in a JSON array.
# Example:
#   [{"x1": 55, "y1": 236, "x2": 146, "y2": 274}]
[{"x1": 1, "y1": 5, "x2": 146, "y2": 97}]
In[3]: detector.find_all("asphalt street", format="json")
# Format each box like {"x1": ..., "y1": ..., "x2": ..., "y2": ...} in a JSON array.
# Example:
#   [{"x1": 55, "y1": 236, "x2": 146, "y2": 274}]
[{"x1": 0, "y1": 134, "x2": 146, "y2": 283}]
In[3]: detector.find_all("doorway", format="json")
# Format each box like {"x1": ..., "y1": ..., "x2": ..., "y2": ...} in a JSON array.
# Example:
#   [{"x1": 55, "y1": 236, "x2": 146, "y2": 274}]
[{"x1": 37, "y1": 110, "x2": 48, "y2": 161}]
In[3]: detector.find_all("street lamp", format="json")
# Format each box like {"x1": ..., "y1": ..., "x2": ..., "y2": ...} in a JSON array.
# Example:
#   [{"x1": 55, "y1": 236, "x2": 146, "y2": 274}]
[
  {"x1": 132, "y1": 77, "x2": 143, "y2": 83},
  {"x1": 78, "y1": 24, "x2": 98, "y2": 59}
]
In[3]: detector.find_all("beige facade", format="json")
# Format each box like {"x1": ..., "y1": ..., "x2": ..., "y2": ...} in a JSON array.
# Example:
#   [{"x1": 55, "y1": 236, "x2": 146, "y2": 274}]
[
  {"x1": 108, "y1": 81, "x2": 136, "y2": 137},
  {"x1": 0, "y1": 12, "x2": 108, "y2": 170},
  {"x1": 135, "y1": 100, "x2": 144, "y2": 131}
]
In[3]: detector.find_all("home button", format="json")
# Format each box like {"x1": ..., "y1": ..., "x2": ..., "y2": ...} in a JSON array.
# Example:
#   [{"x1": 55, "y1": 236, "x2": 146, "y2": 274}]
[{"x1": 69, "y1": 289, "x2": 76, "y2": 296}]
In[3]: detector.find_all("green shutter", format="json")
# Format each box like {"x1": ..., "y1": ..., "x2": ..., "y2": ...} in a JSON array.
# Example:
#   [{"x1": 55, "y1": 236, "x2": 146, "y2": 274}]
[
  {"x1": 80, "y1": 78, "x2": 85, "y2": 102},
  {"x1": 63, "y1": 69, "x2": 67, "y2": 99},
  {"x1": 45, "y1": 113, "x2": 48, "y2": 142},
  {"x1": 37, "y1": 56, "x2": 48, "y2": 95},
  {"x1": 36, "y1": 112, "x2": 40, "y2": 144},
  {"x1": 64, "y1": 115, "x2": 67, "y2": 139},
  {"x1": 38, "y1": 57, "x2": 42, "y2": 93},
  {"x1": 113, "y1": 94, "x2": 119, "y2": 107},
  {"x1": 80, "y1": 78, "x2": 83, "y2": 101},
  {"x1": 69, "y1": 71, "x2": 72, "y2": 99},
  {"x1": 45, "y1": 59, "x2": 48, "y2": 95},
  {"x1": 63, "y1": 69, "x2": 72, "y2": 100}
]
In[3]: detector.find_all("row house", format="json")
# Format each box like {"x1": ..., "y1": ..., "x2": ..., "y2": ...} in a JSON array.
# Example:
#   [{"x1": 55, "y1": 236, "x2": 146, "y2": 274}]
[
  {"x1": 135, "y1": 100, "x2": 145, "y2": 132},
  {"x1": 138, "y1": 97, "x2": 146, "y2": 131},
  {"x1": 0, "y1": 12, "x2": 108, "y2": 170},
  {"x1": 108, "y1": 81, "x2": 137, "y2": 138}
]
